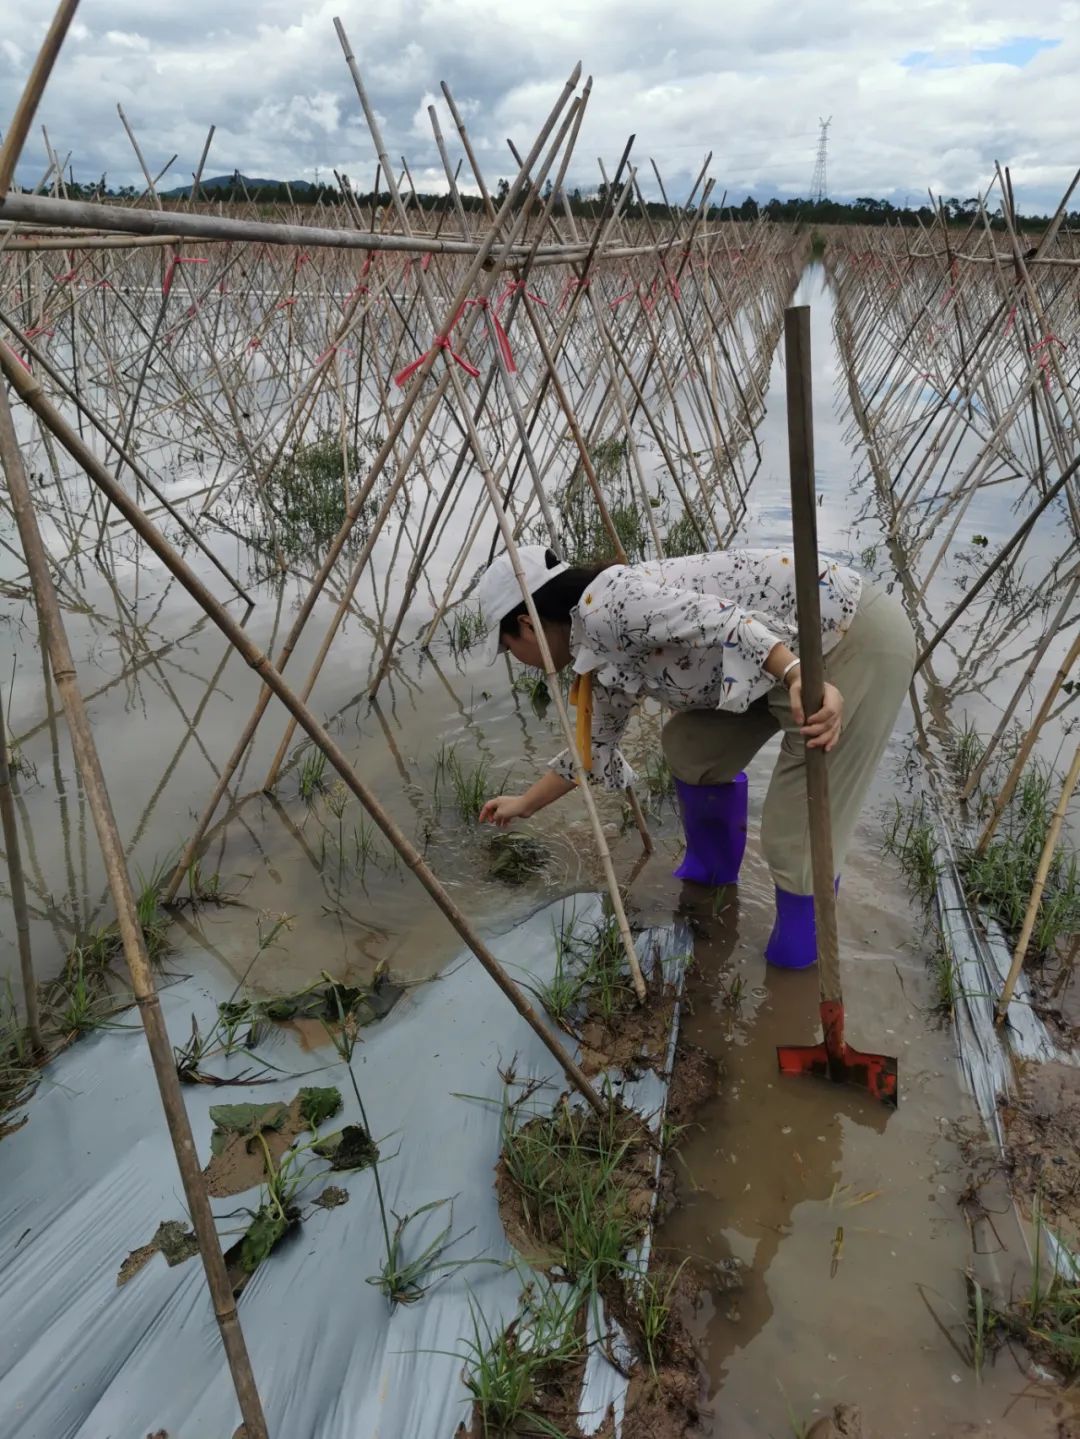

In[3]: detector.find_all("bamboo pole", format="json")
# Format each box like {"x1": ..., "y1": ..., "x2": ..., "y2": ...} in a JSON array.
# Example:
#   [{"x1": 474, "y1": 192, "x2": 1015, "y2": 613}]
[
  {"x1": 994, "y1": 739, "x2": 1080, "y2": 1023},
  {"x1": 0, "y1": 681, "x2": 42, "y2": 1049},
  {"x1": 0, "y1": 190, "x2": 707, "y2": 264},
  {"x1": 0, "y1": 380, "x2": 269, "y2": 1439},
  {"x1": 974, "y1": 630, "x2": 1080, "y2": 857},
  {"x1": 0, "y1": 336, "x2": 611, "y2": 1118},
  {"x1": 0, "y1": 0, "x2": 82, "y2": 197}
]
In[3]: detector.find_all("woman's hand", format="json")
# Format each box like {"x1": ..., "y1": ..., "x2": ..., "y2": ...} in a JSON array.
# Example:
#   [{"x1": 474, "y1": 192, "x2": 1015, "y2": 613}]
[
  {"x1": 789, "y1": 678, "x2": 844, "y2": 751},
  {"x1": 479, "y1": 793, "x2": 532, "y2": 828}
]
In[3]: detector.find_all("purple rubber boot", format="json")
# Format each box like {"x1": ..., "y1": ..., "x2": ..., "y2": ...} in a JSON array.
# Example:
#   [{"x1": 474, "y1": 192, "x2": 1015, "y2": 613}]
[
  {"x1": 673, "y1": 774, "x2": 748, "y2": 886},
  {"x1": 764, "y1": 880, "x2": 841, "y2": 970}
]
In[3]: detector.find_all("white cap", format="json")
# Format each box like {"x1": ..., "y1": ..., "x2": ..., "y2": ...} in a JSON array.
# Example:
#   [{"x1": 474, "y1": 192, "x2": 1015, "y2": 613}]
[{"x1": 475, "y1": 545, "x2": 569, "y2": 663}]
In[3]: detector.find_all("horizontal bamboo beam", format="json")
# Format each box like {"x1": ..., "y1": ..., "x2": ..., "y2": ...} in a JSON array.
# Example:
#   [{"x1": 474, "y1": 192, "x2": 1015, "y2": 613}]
[{"x1": 0, "y1": 191, "x2": 714, "y2": 265}]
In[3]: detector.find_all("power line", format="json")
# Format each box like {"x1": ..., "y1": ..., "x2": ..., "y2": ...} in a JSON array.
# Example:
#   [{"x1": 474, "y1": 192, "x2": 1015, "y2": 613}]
[{"x1": 809, "y1": 115, "x2": 831, "y2": 202}]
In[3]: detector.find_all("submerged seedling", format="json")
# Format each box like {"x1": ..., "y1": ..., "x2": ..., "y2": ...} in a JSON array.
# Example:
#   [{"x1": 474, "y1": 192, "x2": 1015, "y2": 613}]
[
  {"x1": 433, "y1": 742, "x2": 500, "y2": 823},
  {"x1": 486, "y1": 831, "x2": 550, "y2": 886},
  {"x1": 446, "y1": 603, "x2": 486, "y2": 656},
  {"x1": 297, "y1": 747, "x2": 328, "y2": 802}
]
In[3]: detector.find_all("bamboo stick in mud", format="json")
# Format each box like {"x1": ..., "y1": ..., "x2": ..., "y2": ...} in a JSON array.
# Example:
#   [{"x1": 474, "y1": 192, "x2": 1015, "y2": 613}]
[
  {"x1": 0, "y1": 382, "x2": 270, "y2": 1439},
  {"x1": 995, "y1": 739, "x2": 1080, "y2": 1023},
  {"x1": 0, "y1": 336, "x2": 613, "y2": 1120},
  {"x1": 0, "y1": 682, "x2": 42, "y2": 1050},
  {"x1": 0, "y1": 0, "x2": 83, "y2": 198},
  {"x1": 914, "y1": 458, "x2": 1080, "y2": 673},
  {"x1": 0, "y1": 311, "x2": 253, "y2": 605},
  {"x1": 960, "y1": 569, "x2": 1080, "y2": 803}
]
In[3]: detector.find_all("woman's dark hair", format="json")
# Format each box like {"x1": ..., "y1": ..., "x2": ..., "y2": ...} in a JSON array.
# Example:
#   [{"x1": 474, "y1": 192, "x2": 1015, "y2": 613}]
[{"x1": 498, "y1": 550, "x2": 613, "y2": 641}]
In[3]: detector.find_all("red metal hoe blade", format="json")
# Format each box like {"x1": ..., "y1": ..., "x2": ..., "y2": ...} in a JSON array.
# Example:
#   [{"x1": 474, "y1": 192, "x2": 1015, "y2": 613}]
[{"x1": 777, "y1": 1001, "x2": 898, "y2": 1108}]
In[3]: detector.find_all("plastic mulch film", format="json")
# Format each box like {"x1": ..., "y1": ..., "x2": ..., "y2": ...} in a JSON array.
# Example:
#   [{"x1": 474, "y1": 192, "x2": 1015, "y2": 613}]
[
  {"x1": 0, "y1": 895, "x2": 688, "y2": 1438},
  {"x1": 932, "y1": 812, "x2": 1079, "y2": 1279}
]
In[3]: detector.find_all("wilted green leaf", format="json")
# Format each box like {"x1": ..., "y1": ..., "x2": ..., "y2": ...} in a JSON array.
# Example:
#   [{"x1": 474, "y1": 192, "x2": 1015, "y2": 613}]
[
  {"x1": 298, "y1": 1086, "x2": 342, "y2": 1131},
  {"x1": 312, "y1": 1123, "x2": 378, "y2": 1171}
]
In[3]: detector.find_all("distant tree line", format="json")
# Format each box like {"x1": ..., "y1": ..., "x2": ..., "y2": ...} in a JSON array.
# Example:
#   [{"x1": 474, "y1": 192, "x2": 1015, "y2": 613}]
[{"x1": 56, "y1": 173, "x2": 1058, "y2": 232}]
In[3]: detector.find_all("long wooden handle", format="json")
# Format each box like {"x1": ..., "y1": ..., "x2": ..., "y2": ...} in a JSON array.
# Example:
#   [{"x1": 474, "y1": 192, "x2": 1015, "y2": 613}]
[{"x1": 784, "y1": 305, "x2": 842, "y2": 1004}]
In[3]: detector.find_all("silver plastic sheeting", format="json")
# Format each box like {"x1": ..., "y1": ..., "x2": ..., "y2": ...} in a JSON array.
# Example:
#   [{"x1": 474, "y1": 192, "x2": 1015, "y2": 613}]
[
  {"x1": 0, "y1": 896, "x2": 686, "y2": 1439},
  {"x1": 933, "y1": 815, "x2": 1079, "y2": 1277}
]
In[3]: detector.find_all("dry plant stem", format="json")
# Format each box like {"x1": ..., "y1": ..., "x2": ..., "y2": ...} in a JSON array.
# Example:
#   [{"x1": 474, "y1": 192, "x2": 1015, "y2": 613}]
[
  {"x1": 0, "y1": 340, "x2": 609, "y2": 1120},
  {"x1": 0, "y1": 382, "x2": 269, "y2": 1439},
  {"x1": 0, "y1": 683, "x2": 42, "y2": 1048},
  {"x1": 333, "y1": 26, "x2": 646, "y2": 1002},
  {"x1": 995, "y1": 739, "x2": 1080, "y2": 1023},
  {"x1": 0, "y1": 0, "x2": 83, "y2": 197},
  {"x1": 975, "y1": 630, "x2": 1080, "y2": 857}
]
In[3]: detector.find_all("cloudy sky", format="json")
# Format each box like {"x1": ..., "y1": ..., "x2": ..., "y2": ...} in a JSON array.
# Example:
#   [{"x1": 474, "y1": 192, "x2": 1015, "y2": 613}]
[{"x1": 1, "y1": 2, "x2": 1075, "y2": 212}]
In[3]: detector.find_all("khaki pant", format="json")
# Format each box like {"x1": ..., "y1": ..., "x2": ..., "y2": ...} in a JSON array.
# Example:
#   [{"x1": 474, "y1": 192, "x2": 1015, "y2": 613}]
[{"x1": 661, "y1": 583, "x2": 916, "y2": 895}]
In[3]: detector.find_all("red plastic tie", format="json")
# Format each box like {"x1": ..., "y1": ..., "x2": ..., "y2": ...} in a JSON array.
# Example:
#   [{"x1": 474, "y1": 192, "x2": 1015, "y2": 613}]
[
  {"x1": 465, "y1": 296, "x2": 516, "y2": 373},
  {"x1": 162, "y1": 255, "x2": 208, "y2": 297},
  {"x1": 495, "y1": 280, "x2": 546, "y2": 314},
  {"x1": 394, "y1": 334, "x2": 481, "y2": 388}
]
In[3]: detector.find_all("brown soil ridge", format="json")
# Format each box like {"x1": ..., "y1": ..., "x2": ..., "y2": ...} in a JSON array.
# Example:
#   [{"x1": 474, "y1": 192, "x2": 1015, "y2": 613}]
[{"x1": 999, "y1": 1060, "x2": 1080, "y2": 1248}]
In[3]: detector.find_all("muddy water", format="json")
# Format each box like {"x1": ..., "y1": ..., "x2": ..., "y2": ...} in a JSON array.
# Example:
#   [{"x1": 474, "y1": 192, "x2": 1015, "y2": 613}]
[{"x1": 651, "y1": 267, "x2": 1075, "y2": 1437}]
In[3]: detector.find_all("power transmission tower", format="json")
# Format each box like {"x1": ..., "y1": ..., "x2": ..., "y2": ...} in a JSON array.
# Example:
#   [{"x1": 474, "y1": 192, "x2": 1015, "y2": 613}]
[{"x1": 810, "y1": 116, "x2": 831, "y2": 203}]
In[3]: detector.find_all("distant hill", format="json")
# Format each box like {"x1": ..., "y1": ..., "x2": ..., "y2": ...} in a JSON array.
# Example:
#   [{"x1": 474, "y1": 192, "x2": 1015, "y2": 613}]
[{"x1": 162, "y1": 174, "x2": 316, "y2": 199}]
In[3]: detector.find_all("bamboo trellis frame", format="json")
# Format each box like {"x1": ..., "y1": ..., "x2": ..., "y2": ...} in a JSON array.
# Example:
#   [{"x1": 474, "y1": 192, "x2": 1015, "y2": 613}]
[
  {"x1": 826, "y1": 179, "x2": 1080, "y2": 1020},
  {"x1": 0, "y1": 10, "x2": 809, "y2": 1432}
]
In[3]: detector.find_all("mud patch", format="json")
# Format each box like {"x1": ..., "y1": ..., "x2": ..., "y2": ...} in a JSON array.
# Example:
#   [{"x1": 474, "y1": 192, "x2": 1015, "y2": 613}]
[
  {"x1": 805, "y1": 1405, "x2": 869, "y2": 1438},
  {"x1": 495, "y1": 1101, "x2": 658, "y2": 1279},
  {"x1": 609, "y1": 1267, "x2": 707, "y2": 1439},
  {"x1": 664, "y1": 1038, "x2": 721, "y2": 1130},
  {"x1": 117, "y1": 1220, "x2": 200, "y2": 1286},
  {"x1": 1000, "y1": 1061, "x2": 1080, "y2": 1248},
  {"x1": 578, "y1": 986, "x2": 677, "y2": 1077},
  {"x1": 198, "y1": 1087, "x2": 342, "y2": 1203}
]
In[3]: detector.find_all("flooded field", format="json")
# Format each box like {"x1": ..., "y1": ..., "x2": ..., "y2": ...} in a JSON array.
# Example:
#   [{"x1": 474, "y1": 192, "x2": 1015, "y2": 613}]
[{"x1": 1, "y1": 224, "x2": 1077, "y2": 1439}]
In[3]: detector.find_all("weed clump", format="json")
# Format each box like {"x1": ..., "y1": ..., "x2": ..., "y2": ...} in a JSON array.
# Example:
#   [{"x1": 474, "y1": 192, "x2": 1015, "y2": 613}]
[
  {"x1": 967, "y1": 1200, "x2": 1080, "y2": 1381},
  {"x1": 485, "y1": 831, "x2": 551, "y2": 886},
  {"x1": 557, "y1": 437, "x2": 649, "y2": 565},
  {"x1": 881, "y1": 797, "x2": 939, "y2": 902},
  {"x1": 663, "y1": 511, "x2": 703, "y2": 558},
  {"x1": 460, "y1": 1279, "x2": 586, "y2": 1438},
  {"x1": 257, "y1": 435, "x2": 358, "y2": 561},
  {"x1": 961, "y1": 759, "x2": 1080, "y2": 963},
  {"x1": 498, "y1": 1095, "x2": 653, "y2": 1287}
]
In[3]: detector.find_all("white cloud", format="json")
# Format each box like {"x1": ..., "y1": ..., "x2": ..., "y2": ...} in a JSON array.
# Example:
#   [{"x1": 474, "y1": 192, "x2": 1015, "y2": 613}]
[{"x1": 0, "y1": 1, "x2": 1073, "y2": 210}]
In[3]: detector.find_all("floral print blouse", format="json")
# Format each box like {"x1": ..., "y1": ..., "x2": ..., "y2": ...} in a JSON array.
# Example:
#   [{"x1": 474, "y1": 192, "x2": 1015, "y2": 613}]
[{"x1": 548, "y1": 548, "x2": 863, "y2": 791}]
